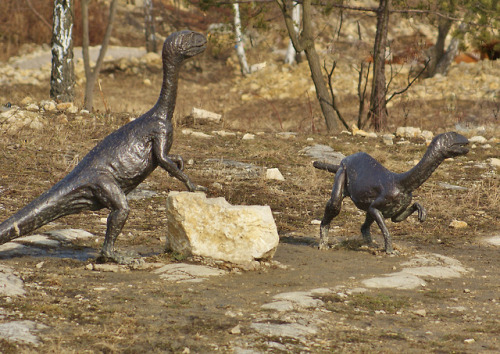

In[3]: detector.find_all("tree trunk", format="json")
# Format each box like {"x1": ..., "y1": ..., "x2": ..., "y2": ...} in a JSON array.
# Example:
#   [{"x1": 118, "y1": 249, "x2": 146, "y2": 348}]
[
  {"x1": 278, "y1": 0, "x2": 338, "y2": 131},
  {"x1": 284, "y1": 2, "x2": 301, "y2": 65},
  {"x1": 367, "y1": 0, "x2": 390, "y2": 131},
  {"x1": 143, "y1": 0, "x2": 157, "y2": 53},
  {"x1": 424, "y1": 18, "x2": 452, "y2": 78},
  {"x1": 50, "y1": 0, "x2": 74, "y2": 103},
  {"x1": 233, "y1": 3, "x2": 250, "y2": 75},
  {"x1": 82, "y1": 0, "x2": 118, "y2": 111}
]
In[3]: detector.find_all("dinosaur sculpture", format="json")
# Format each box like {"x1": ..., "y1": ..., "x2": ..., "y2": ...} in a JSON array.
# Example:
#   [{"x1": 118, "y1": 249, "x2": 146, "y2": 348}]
[
  {"x1": 0, "y1": 31, "x2": 207, "y2": 264},
  {"x1": 314, "y1": 132, "x2": 469, "y2": 253}
]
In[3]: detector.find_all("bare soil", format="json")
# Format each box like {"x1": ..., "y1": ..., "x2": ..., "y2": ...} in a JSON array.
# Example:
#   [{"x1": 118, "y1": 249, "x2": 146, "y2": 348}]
[{"x1": 0, "y1": 61, "x2": 499, "y2": 353}]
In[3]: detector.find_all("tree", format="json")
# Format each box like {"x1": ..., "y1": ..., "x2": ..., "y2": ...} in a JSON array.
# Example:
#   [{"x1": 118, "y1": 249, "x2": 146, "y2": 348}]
[
  {"x1": 277, "y1": 0, "x2": 339, "y2": 131},
  {"x1": 284, "y1": 2, "x2": 301, "y2": 65},
  {"x1": 50, "y1": 0, "x2": 75, "y2": 103},
  {"x1": 81, "y1": 0, "x2": 118, "y2": 111},
  {"x1": 233, "y1": 2, "x2": 251, "y2": 75},
  {"x1": 367, "y1": 0, "x2": 390, "y2": 131},
  {"x1": 143, "y1": 0, "x2": 157, "y2": 53}
]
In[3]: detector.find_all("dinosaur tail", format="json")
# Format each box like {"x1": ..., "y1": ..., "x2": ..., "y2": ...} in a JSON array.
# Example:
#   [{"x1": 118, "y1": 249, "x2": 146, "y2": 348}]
[
  {"x1": 0, "y1": 183, "x2": 77, "y2": 245},
  {"x1": 313, "y1": 161, "x2": 340, "y2": 173}
]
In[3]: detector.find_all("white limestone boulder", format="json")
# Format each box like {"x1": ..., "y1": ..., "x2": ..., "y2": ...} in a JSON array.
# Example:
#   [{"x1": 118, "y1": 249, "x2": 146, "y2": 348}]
[{"x1": 165, "y1": 192, "x2": 279, "y2": 265}]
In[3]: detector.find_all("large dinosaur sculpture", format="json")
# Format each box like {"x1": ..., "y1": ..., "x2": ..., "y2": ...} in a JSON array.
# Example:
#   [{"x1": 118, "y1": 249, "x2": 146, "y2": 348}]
[
  {"x1": 314, "y1": 132, "x2": 469, "y2": 253},
  {"x1": 0, "y1": 31, "x2": 207, "y2": 264}
]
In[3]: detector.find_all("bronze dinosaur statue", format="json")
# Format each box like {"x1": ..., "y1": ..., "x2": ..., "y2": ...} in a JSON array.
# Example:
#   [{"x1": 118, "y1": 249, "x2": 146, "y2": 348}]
[
  {"x1": 313, "y1": 131, "x2": 469, "y2": 253},
  {"x1": 0, "y1": 31, "x2": 207, "y2": 264}
]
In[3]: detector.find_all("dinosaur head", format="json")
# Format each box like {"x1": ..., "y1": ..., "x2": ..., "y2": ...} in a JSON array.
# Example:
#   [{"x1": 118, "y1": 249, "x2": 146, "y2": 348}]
[
  {"x1": 162, "y1": 30, "x2": 207, "y2": 65},
  {"x1": 432, "y1": 131, "x2": 469, "y2": 158}
]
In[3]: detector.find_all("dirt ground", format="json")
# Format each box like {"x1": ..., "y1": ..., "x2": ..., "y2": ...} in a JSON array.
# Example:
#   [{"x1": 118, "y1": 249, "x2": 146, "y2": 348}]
[
  {"x1": 1, "y1": 4, "x2": 500, "y2": 351},
  {"x1": 0, "y1": 56, "x2": 499, "y2": 352}
]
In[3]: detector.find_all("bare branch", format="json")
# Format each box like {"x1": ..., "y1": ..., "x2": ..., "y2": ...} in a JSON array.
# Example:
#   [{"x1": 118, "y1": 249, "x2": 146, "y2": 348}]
[
  {"x1": 322, "y1": 60, "x2": 350, "y2": 131},
  {"x1": 386, "y1": 58, "x2": 430, "y2": 104},
  {"x1": 25, "y1": 0, "x2": 52, "y2": 31}
]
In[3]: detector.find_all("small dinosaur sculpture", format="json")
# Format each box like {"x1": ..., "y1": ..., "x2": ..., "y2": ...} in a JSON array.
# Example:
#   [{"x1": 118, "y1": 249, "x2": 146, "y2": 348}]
[
  {"x1": 0, "y1": 31, "x2": 207, "y2": 264},
  {"x1": 313, "y1": 131, "x2": 469, "y2": 253}
]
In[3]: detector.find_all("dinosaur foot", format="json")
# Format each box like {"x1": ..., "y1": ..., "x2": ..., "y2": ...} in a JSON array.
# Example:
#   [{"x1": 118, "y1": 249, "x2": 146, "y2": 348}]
[{"x1": 96, "y1": 250, "x2": 145, "y2": 265}]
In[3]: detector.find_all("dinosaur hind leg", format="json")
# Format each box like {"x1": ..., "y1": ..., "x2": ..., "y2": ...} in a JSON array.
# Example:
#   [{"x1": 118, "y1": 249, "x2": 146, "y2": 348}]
[
  {"x1": 367, "y1": 206, "x2": 395, "y2": 254},
  {"x1": 92, "y1": 177, "x2": 134, "y2": 264},
  {"x1": 319, "y1": 166, "x2": 346, "y2": 250},
  {"x1": 361, "y1": 214, "x2": 375, "y2": 245}
]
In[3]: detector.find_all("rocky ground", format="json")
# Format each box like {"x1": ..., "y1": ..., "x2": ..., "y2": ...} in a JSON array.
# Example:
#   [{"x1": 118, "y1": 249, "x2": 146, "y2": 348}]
[{"x1": 1, "y1": 2, "x2": 499, "y2": 352}]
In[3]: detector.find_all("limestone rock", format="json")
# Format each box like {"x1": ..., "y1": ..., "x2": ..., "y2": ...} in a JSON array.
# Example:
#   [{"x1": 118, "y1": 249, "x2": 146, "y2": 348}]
[
  {"x1": 469, "y1": 136, "x2": 487, "y2": 143},
  {"x1": 396, "y1": 126, "x2": 421, "y2": 138},
  {"x1": 265, "y1": 168, "x2": 285, "y2": 181},
  {"x1": 165, "y1": 192, "x2": 279, "y2": 265},
  {"x1": 488, "y1": 158, "x2": 500, "y2": 168},
  {"x1": 191, "y1": 107, "x2": 222, "y2": 123},
  {"x1": 449, "y1": 220, "x2": 468, "y2": 229},
  {"x1": 242, "y1": 133, "x2": 255, "y2": 140},
  {"x1": 300, "y1": 144, "x2": 345, "y2": 165}
]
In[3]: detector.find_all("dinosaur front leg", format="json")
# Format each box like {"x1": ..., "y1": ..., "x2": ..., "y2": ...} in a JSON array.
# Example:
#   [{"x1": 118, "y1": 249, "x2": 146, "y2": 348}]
[
  {"x1": 368, "y1": 206, "x2": 395, "y2": 254},
  {"x1": 159, "y1": 156, "x2": 207, "y2": 192},
  {"x1": 392, "y1": 202, "x2": 427, "y2": 223},
  {"x1": 319, "y1": 166, "x2": 346, "y2": 250}
]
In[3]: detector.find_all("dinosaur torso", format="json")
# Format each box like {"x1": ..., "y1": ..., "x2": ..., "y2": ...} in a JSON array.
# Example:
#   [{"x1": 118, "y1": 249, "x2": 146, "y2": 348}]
[{"x1": 341, "y1": 152, "x2": 413, "y2": 219}]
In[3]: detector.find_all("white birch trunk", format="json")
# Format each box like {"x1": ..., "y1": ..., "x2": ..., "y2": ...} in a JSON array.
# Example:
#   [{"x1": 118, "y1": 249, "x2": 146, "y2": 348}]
[
  {"x1": 233, "y1": 3, "x2": 250, "y2": 75},
  {"x1": 50, "y1": 0, "x2": 74, "y2": 102},
  {"x1": 143, "y1": 0, "x2": 157, "y2": 53},
  {"x1": 284, "y1": 2, "x2": 301, "y2": 65}
]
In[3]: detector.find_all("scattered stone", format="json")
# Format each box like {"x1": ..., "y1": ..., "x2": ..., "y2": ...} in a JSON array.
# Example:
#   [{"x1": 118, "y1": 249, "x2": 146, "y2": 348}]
[
  {"x1": 127, "y1": 186, "x2": 158, "y2": 200},
  {"x1": 45, "y1": 228, "x2": 95, "y2": 242},
  {"x1": 275, "y1": 132, "x2": 297, "y2": 139},
  {"x1": 421, "y1": 130, "x2": 434, "y2": 141},
  {"x1": 382, "y1": 134, "x2": 394, "y2": 145},
  {"x1": 91, "y1": 264, "x2": 129, "y2": 273},
  {"x1": 165, "y1": 192, "x2": 279, "y2": 265},
  {"x1": 191, "y1": 107, "x2": 222, "y2": 123},
  {"x1": 265, "y1": 168, "x2": 285, "y2": 181},
  {"x1": 13, "y1": 234, "x2": 60, "y2": 247},
  {"x1": 154, "y1": 263, "x2": 226, "y2": 282},
  {"x1": 261, "y1": 300, "x2": 295, "y2": 312},
  {"x1": 469, "y1": 136, "x2": 487, "y2": 143},
  {"x1": 310, "y1": 219, "x2": 321, "y2": 225},
  {"x1": 449, "y1": 220, "x2": 468, "y2": 229},
  {"x1": 362, "y1": 273, "x2": 427, "y2": 290},
  {"x1": 213, "y1": 130, "x2": 236, "y2": 137},
  {"x1": 484, "y1": 236, "x2": 500, "y2": 246},
  {"x1": 272, "y1": 291, "x2": 324, "y2": 308},
  {"x1": 402, "y1": 266, "x2": 464, "y2": 279},
  {"x1": 488, "y1": 158, "x2": 500, "y2": 168},
  {"x1": 40, "y1": 100, "x2": 56, "y2": 111},
  {"x1": 26, "y1": 103, "x2": 39, "y2": 112},
  {"x1": 0, "y1": 242, "x2": 43, "y2": 257},
  {"x1": 191, "y1": 131, "x2": 213, "y2": 139},
  {"x1": 56, "y1": 102, "x2": 74, "y2": 111},
  {"x1": 242, "y1": 133, "x2": 255, "y2": 140},
  {"x1": 250, "y1": 62, "x2": 267, "y2": 73},
  {"x1": 0, "y1": 264, "x2": 25, "y2": 296},
  {"x1": 230, "y1": 324, "x2": 242, "y2": 334},
  {"x1": 464, "y1": 338, "x2": 475, "y2": 344},
  {"x1": 299, "y1": 144, "x2": 345, "y2": 165},
  {"x1": 20, "y1": 96, "x2": 34, "y2": 105},
  {"x1": 412, "y1": 309, "x2": 427, "y2": 317},
  {"x1": 438, "y1": 182, "x2": 468, "y2": 191},
  {"x1": 251, "y1": 322, "x2": 317, "y2": 339},
  {"x1": 0, "y1": 320, "x2": 48, "y2": 345},
  {"x1": 352, "y1": 125, "x2": 377, "y2": 138},
  {"x1": 396, "y1": 126, "x2": 421, "y2": 138}
]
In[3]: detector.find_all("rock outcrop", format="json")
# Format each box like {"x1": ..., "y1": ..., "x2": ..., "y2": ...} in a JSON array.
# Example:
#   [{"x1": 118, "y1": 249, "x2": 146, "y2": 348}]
[{"x1": 165, "y1": 192, "x2": 279, "y2": 265}]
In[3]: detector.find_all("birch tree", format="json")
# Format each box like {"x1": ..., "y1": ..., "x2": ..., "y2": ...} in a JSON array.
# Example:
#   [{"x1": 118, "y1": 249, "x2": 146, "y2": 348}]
[
  {"x1": 284, "y1": 2, "x2": 301, "y2": 65},
  {"x1": 233, "y1": 2, "x2": 251, "y2": 75},
  {"x1": 81, "y1": 0, "x2": 118, "y2": 111},
  {"x1": 50, "y1": 0, "x2": 75, "y2": 103},
  {"x1": 143, "y1": 0, "x2": 157, "y2": 53}
]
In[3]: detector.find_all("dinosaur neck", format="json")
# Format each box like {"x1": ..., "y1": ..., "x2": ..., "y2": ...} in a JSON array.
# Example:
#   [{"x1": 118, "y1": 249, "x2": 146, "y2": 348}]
[
  {"x1": 397, "y1": 143, "x2": 445, "y2": 191},
  {"x1": 156, "y1": 61, "x2": 180, "y2": 119}
]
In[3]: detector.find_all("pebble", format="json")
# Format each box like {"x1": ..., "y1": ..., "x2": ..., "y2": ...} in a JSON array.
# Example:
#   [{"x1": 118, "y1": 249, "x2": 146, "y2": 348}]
[
  {"x1": 242, "y1": 133, "x2": 255, "y2": 140},
  {"x1": 469, "y1": 136, "x2": 487, "y2": 143},
  {"x1": 449, "y1": 220, "x2": 468, "y2": 229},
  {"x1": 265, "y1": 168, "x2": 285, "y2": 181},
  {"x1": 488, "y1": 158, "x2": 500, "y2": 168}
]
